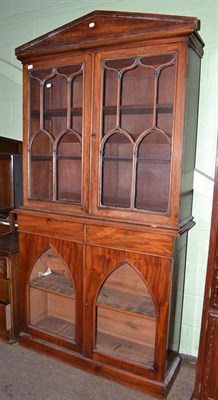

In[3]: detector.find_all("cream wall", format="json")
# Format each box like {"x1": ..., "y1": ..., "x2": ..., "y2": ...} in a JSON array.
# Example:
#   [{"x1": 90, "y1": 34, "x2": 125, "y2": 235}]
[{"x1": 0, "y1": 0, "x2": 217, "y2": 356}]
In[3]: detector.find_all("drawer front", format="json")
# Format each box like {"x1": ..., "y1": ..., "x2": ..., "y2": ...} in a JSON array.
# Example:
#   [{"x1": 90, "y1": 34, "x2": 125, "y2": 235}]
[
  {"x1": 0, "y1": 257, "x2": 9, "y2": 279},
  {"x1": 18, "y1": 214, "x2": 84, "y2": 242},
  {"x1": 86, "y1": 225, "x2": 173, "y2": 257},
  {"x1": 0, "y1": 303, "x2": 11, "y2": 332},
  {"x1": 0, "y1": 279, "x2": 9, "y2": 303}
]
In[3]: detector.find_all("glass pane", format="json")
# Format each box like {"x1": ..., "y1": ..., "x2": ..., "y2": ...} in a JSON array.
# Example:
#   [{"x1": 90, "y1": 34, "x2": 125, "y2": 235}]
[
  {"x1": 71, "y1": 73, "x2": 83, "y2": 135},
  {"x1": 102, "y1": 68, "x2": 117, "y2": 136},
  {"x1": 30, "y1": 159, "x2": 52, "y2": 201},
  {"x1": 135, "y1": 132, "x2": 171, "y2": 212},
  {"x1": 30, "y1": 77, "x2": 40, "y2": 137},
  {"x1": 125, "y1": 64, "x2": 151, "y2": 102},
  {"x1": 57, "y1": 64, "x2": 82, "y2": 76},
  {"x1": 101, "y1": 133, "x2": 132, "y2": 208},
  {"x1": 121, "y1": 65, "x2": 154, "y2": 138},
  {"x1": 140, "y1": 53, "x2": 175, "y2": 68},
  {"x1": 30, "y1": 132, "x2": 53, "y2": 201},
  {"x1": 57, "y1": 132, "x2": 82, "y2": 203},
  {"x1": 30, "y1": 68, "x2": 53, "y2": 80},
  {"x1": 29, "y1": 68, "x2": 54, "y2": 139},
  {"x1": 96, "y1": 263, "x2": 156, "y2": 365},
  {"x1": 44, "y1": 74, "x2": 67, "y2": 136},
  {"x1": 29, "y1": 248, "x2": 75, "y2": 341},
  {"x1": 157, "y1": 64, "x2": 175, "y2": 134},
  {"x1": 105, "y1": 58, "x2": 135, "y2": 71}
]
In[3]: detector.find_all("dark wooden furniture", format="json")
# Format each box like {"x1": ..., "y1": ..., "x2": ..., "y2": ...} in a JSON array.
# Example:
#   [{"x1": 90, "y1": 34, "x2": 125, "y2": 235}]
[
  {"x1": 0, "y1": 154, "x2": 23, "y2": 213},
  {"x1": 15, "y1": 11, "x2": 204, "y2": 399},
  {"x1": 0, "y1": 137, "x2": 23, "y2": 231},
  {"x1": 0, "y1": 231, "x2": 21, "y2": 342},
  {"x1": 0, "y1": 136, "x2": 22, "y2": 154},
  {"x1": 193, "y1": 143, "x2": 218, "y2": 400}
]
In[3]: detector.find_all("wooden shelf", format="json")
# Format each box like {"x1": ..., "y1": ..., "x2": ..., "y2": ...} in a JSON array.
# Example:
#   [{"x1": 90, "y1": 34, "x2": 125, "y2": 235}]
[
  {"x1": 31, "y1": 155, "x2": 52, "y2": 161},
  {"x1": 103, "y1": 157, "x2": 170, "y2": 163},
  {"x1": 97, "y1": 287, "x2": 155, "y2": 318},
  {"x1": 57, "y1": 156, "x2": 81, "y2": 160},
  {"x1": 96, "y1": 331, "x2": 154, "y2": 365},
  {"x1": 103, "y1": 157, "x2": 132, "y2": 162},
  {"x1": 137, "y1": 158, "x2": 170, "y2": 163},
  {"x1": 31, "y1": 155, "x2": 81, "y2": 161},
  {"x1": 30, "y1": 273, "x2": 74, "y2": 297},
  {"x1": 33, "y1": 315, "x2": 75, "y2": 340},
  {"x1": 103, "y1": 104, "x2": 173, "y2": 115},
  {"x1": 31, "y1": 108, "x2": 82, "y2": 118}
]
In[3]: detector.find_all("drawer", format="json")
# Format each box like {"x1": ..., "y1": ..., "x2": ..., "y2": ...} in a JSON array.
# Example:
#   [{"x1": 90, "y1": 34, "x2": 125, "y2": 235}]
[
  {"x1": 18, "y1": 214, "x2": 84, "y2": 243},
  {"x1": 0, "y1": 303, "x2": 11, "y2": 332},
  {"x1": 0, "y1": 256, "x2": 9, "y2": 279},
  {"x1": 86, "y1": 225, "x2": 173, "y2": 257},
  {"x1": 0, "y1": 279, "x2": 9, "y2": 303}
]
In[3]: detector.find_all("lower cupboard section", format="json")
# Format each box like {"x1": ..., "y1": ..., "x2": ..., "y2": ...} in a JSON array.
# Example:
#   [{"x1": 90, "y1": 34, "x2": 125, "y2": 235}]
[{"x1": 18, "y1": 231, "x2": 182, "y2": 398}]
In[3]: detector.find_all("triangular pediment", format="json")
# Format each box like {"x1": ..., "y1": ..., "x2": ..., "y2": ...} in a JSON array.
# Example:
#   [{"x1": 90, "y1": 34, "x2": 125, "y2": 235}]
[{"x1": 15, "y1": 10, "x2": 201, "y2": 61}]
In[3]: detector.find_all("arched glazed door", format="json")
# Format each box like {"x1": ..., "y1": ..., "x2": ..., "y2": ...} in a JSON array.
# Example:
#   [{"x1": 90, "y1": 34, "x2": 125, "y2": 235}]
[
  {"x1": 21, "y1": 234, "x2": 83, "y2": 351},
  {"x1": 29, "y1": 247, "x2": 76, "y2": 341},
  {"x1": 91, "y1": 49, "x2": 178, "y2": 225},
  {"x1": 85, "y1": 246, "x2": 172, "y2": 378},
  {"x1": 96, "y1": 262, "x2": 156, "y2": 365}
]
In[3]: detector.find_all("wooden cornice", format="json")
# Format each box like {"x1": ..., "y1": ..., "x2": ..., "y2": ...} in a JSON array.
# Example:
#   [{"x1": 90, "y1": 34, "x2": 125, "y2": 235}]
[{"x1": 15, "y1": 10, "x2": 204, "y2": 61}]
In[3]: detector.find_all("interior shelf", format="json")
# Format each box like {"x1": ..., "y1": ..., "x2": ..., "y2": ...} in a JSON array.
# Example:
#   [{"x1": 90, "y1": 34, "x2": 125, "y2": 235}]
[
  {"x1": 103, "y1": 157, "x2": 170, "y2": 163},
  {"x1": 96, "y1": 331, "x2": 154, "y2": 365},
  {"x1": 57, "y1": 156, "x2": 81, "y2": 160},
  {"x1": 30, "y1": 273, "x2": 74, "y2": 297},
  {"x1": 31, "y1": 155, "x2": 52, "y2": 161},
  {"x1": 103, "y1": 157, "x2": 132, "y2": 162},
  {"x1": 97, "y1": 287, "x2": 155, "y2": 318},
  {"x1": 103, "y1": 104, "x2": 173, "y2": 115},
  {"x1": 32, "y1": 315, "x2": 75, "y2": 340},
  {"x1": 137, "y1": 158, "x2": 170, "y2": 163},
  {"x1": 31, "y1": 108, "x2": 82, "y2": 117}
]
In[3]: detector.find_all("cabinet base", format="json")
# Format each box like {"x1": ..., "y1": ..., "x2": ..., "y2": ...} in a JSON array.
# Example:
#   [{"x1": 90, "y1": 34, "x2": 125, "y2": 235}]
[{"x1": 19, "y1": 332, "x2": 181, "y2": 399}]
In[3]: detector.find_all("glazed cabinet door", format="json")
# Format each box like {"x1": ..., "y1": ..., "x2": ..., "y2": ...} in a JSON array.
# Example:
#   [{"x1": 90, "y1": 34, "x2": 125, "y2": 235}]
[
  {"x1": 23, "y1": 54, "x2": 92, "y2": 213},
  {"x1": 19, "y1": 233, "x2": 83, "y2": 352},
  {"x1": 91, "y1": 44, "x2": 187, "y2": 226},
  {"x1": 84, "y1": 245, "x2": 172, "y2": 380}
]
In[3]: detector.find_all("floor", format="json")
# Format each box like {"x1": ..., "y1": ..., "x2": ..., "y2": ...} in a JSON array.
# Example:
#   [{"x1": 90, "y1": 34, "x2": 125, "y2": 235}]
[{"x1": 0, "y1": 341, "x2": 196, "y2": 400}]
